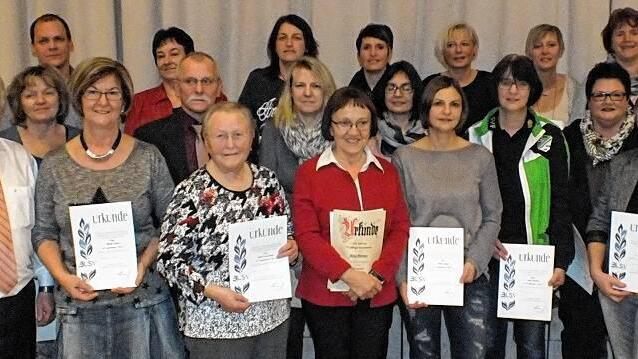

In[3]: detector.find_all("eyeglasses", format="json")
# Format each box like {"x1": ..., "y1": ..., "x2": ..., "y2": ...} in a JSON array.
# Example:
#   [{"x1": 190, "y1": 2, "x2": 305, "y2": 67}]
[
  {"x1": 385, "y1": 83, "x2": 413, "y2": 94},
  {"x1": 180, "y1": 77, "x2": 219, "y2": 87},
  {"x1": 331, "y1": 120, "x2": 371, "y2": 130},
  {"x1": 83, "y1": 89, "x2": 123, "y2": 101},
  {"x1": 590, "y1": 91, "x2": 627, "y2": 102},
  {"x1": 498, "y1": 78, "x2": 530, "y2": 90}
]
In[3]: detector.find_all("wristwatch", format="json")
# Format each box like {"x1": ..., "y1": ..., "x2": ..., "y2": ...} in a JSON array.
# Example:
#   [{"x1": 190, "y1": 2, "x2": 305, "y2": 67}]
[{"x1": 369, "y1": 269, "x2": 385, "y2": 283}]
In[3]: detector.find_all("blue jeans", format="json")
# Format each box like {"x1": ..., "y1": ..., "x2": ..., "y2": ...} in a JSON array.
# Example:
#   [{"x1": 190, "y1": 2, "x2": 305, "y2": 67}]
[
  {"x1": 486, "y1": 259, "x2": 546, "y2": 359},
  {"x1": 405, "y1": 275, "x2": 491, "y2": 359},
  {"x1": 599, "y1": 291, "x2": 638, "y2": 358},
  {"x1": 57, "y1": 296, "x2": 184, "y2": 358}
]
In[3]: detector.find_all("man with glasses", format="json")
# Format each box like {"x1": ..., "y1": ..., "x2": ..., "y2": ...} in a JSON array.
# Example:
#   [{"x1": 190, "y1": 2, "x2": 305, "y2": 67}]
[{"x1": 136, "y1": 52, "x2": 223, "y2": 184}]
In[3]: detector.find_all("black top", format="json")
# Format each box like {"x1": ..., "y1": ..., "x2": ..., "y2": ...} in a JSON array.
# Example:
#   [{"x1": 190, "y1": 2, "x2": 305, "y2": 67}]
[
  {"x1": 423, "y1": 70, "x2": 498, "y2": 135},
  {"x1": 565, "y1": 118, "x2": 638, "y2": 237},
  {"x1": 0, "y1": 124, "x2": 80, "y2": 166},
  {"x1": 492, "y1": 117, "x2": 532, "y2": 242},
  {"x1": 349, "y1": 67, "x2": 391, "y2": 111}
]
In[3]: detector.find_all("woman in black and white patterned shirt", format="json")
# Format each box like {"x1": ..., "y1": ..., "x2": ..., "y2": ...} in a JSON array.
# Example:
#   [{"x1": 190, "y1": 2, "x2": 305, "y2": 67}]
[{"x1": 158, "y1": 102, "x2": 299, "y2": 359}]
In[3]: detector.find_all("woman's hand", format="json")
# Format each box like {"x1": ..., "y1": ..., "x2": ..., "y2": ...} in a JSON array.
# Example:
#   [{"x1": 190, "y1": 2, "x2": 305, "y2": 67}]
[
  {"x1": 591, "y1": 270, "x2": 632, "y2": 302},
  {"x1": 548, "y1": 268, "x2": 566, "y2": 289},
  {"x1": 399, "y1": 281, "x2": 427, "y2": 309},
  {"x1": 36, "y1": 292, "x2": 56, "y2": 326},
  {"x1": 492, "y1": 239, "x2": 508, "y2": 260},
  {"x1": 459, "y1": 262, "x2": 477, "y2": 284},
  {"x1": 112, "y1": 261, "x2": 148, "y2": 295},
  {"x1": 59, "y1": 273, "x2": 97, "y2": 301},
  {"x1": 278, "y1": 239, "x2": 299, "y2": 264},
  {"x1": 340, "y1": 269, "x2": 382, "y2": 300},
  {"x1": 205, "y1": 285, "x2": 251, "y2": 313}
]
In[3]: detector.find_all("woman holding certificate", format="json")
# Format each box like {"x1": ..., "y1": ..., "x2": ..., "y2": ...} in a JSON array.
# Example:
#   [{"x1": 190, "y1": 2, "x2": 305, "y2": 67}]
[
  {"x1": 468, "y1": 54, "x2": 571, "y2": 358},
  {"x1": 158, "y1": 102, "x2": 299, "y2": 359},
  {"x1": 31, "y1": 57, "x2": 184, "y2": 358},
  {"x1": 293, "y1": 87, "x2": 410, "y2": 359},
  {"x1": 392, "y1": 75, "x2": 502, "y2": 358},
  {"x1": 585, "y1": 64, "x2": 638, "y2": 359}
]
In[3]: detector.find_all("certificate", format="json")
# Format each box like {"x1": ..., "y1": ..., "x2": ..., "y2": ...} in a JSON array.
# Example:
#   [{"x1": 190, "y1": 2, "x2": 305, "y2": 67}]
[
  {"x1": 328, "y1": 209, "x2": 386, "y2": 292},
  {"x1": 228, "y1": 216, "x2": 291, "y2": 302},
  {"x1": 69, "y1": 202, "x2": 138, "y2": 290},
  {"x1": 566, "y1": 225, "x2": 594, "y2": 294},
  {"x1": 609, "y1": 211, "x2": 638, "y2": 293},
  {"x1": 407, "y1": 227, "x2": 464, "y2": 306},
  {"x1": 497, "y1": 243, "x2": 554, "y2": 321}
]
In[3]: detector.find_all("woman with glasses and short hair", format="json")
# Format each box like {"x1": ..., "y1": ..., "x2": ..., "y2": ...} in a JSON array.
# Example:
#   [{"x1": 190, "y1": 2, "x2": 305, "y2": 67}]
[
  {"x1": 293, "y1": 87, "x2": 409, "y2": 359},
  {"x1": 469, "y1": 54, "x2": 571, "y2": 358},
  {"x1": 369, "y1": 61, "x2": 425, "y2": 159},
  {"x1": 423, "y1": 23, "x2": 498, "y2": 134}
]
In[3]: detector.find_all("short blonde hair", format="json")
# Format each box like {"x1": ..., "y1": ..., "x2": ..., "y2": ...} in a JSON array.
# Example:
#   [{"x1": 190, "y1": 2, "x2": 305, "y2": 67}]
[
  {"x1": 274, "y1": 56, "x2": 336, "y2": 128},
  {"x1": 69, "y1": 57, "x2": 134, "y2": 119},
  {"x1": 525, "y1": 24, "x2": 565, "y2": 58},
  {"x1": 434, "y1": 23, "x2": 479, "y2": 68}
]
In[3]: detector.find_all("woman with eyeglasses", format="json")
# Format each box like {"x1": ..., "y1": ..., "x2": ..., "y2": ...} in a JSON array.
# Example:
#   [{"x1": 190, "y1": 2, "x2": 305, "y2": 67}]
[
  {"x1": 369, "y1": 61, "x2": 425, "y2": 160},
  {"x1": 293, "y1": 87, "x2": 409, "y2": 359},
  {"x1": 32, "y1": 57, "x2": 184, "y2": 358},
  {"x1": 468, "y1": 54, "x2": 571, "y2": 358},
  {"x1": 526, "y1": 24, "x2": 586, "y2": 129},
  {"x1": 580, "y1": 63, "x2": 638, "y2": 359},
  {"x1": 423, "y1": 23, "x2": 498, "y2": 134}
]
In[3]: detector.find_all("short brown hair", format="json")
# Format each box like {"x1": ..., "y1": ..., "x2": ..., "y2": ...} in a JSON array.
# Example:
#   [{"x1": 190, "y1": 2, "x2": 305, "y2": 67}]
[
  {"x1": 602, "y1": 7, "x2": 638, "y2": 55},
  {"x1": 321, "y1": 87, "x2": 378, "y2": 141},
  {"x1": 7, "y1": 66, "x2": 70, "y2": 125},
  {"x1": 420, "y1": 76, "x2": 468, "y2": 133},
  {"x1": 68, "y1": 57, "x2": 134, "y2": 119}
]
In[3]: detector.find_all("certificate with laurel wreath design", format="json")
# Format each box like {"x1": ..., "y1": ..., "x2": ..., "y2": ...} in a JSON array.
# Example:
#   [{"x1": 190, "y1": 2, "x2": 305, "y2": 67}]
[
  {"x1": 497, "y1": 243, "x2": 554, "y2": 321},
  {"x1": 328, "y1": 209, "x2": 386, "y2": 292},
  {"x1": 407, "y1": 227, "x2": 464, "y2": 306},
  {"x1": 228, "y1": 216, "x2": 291, "y2": 302},
  {"x1": 69, "y1": 201, "x2": 137, "y2": 290},
  {"x1": 609, "y1": 211, "x2": 638, "y2": 293}
]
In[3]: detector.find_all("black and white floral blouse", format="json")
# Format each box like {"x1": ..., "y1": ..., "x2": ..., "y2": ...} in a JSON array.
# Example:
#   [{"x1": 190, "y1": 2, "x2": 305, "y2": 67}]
[{"x1": 157, "y1": 164, "x2": 292, "y2": 339}]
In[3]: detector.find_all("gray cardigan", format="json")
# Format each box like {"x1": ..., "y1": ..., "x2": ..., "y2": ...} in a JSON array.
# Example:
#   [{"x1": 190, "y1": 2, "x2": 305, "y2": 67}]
[{"x1": 258, "y1": 120, "x2": 300, "y2": 203}]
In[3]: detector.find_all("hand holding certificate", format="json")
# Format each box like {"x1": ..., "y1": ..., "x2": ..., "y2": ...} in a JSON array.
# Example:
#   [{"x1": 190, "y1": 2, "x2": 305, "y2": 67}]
[
  {"x1": 69, "y1": 202, "x2": 138, "y2": 291},
  {"x1": 497, "y1": 243, "x2": 554, "y2": 321},
  {"x1": 228, "y1": 216, "x2": 292, "y2": 302},
  {"x1": 607, "y1": 211, "x2": 638, "y2": 293},
  {"x1": 407, "y1": 227, "x2": 464, "y2": 306}
]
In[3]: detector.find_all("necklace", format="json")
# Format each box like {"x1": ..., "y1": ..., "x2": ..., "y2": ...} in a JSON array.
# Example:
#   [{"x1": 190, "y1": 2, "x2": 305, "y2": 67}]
[{"x1": 80, "y1": 129, "x2": 122, "y2": 160}]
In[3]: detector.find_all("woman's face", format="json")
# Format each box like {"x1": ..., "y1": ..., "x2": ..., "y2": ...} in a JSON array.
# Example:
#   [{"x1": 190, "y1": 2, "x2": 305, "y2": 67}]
[
  {"x1": 443, "y1": 30, "x2": 476, "y2": 70},
  {"x1": 358, "y1": 37, "x2": 392, "y2": 73},
  {"x1": 428, "y1": 86, "x2": 463, "y2": 133},
  {"x1": 155, "y1": 39, "x2": 186, "y2": 82},
  {"x1": 204, "y1": 110, "x2": 253, "y2": 173},
  {"x1": 81, "y1": 73, "x2": 124, "y2": 127},
  {"x1": 530, "y1": 32, "x2": 562, "y2": 71},
  {"x1": 612, "y1": 22, "x2": 638, "y2": 63},
  {"x1": 275, "y1": 22, "x2": 306, "y2": 65},
  {"x1": 588, "y1": 78, "x2": 628, "y2": 130},
  {"x1": 21, "y1": 76, "x2": 59, "y2": 124},
  {"x1": 497, "y1": 71, "x2": 530, "y2": 113},
  {"x1": 384, "y1": 71, "x2": 413, "y2": 115},
  {"x1": 330, "y1": 104, "x2": 372, "y2": 160},
  {"x1": 291, "y1": 67, "x2": 324, "y2": 116}
]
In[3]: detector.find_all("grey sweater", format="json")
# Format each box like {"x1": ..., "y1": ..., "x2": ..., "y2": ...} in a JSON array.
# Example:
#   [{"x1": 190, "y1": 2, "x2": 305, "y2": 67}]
[{"x1": 392, "y1": 143, "x2": 502, "y2": 281}]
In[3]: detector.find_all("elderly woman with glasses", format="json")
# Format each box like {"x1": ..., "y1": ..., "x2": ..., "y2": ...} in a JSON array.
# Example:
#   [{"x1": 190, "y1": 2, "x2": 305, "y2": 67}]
[
  {"x1": 293, "y1": 87, "x2": 409, "y2": 359},
  {"x1": 469, "y1": 54, "x2": 571, "y2": 358},
  {"x1": 32, "y1": 57, "x2": 184, "y2": 358}
]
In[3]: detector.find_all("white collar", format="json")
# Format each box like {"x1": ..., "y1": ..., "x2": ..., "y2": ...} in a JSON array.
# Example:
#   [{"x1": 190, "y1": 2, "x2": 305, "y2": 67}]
[{"x1": 315, "y1": 145, "x2": 384, "y2": 173}]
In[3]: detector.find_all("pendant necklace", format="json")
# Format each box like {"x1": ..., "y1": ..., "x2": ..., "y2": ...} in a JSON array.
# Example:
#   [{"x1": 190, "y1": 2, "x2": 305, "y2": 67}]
[{"x1": 80, "y1": 129, "x2": 122, "y2": 160}]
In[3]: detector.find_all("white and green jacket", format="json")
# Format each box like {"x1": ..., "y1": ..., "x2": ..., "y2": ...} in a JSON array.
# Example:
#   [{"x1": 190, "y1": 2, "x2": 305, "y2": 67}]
[{"x1": 468, "y1": 108, "x2": 573, "y2": 269}]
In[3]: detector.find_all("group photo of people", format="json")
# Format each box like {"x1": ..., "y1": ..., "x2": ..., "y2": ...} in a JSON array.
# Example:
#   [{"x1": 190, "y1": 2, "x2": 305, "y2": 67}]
[{"x1": 1, "y1": 1, "x2": 638, "y2": 359}]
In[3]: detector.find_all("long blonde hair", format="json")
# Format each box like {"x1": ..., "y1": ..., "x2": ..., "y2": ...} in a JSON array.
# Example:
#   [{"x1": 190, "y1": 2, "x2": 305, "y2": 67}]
[{"x1": 274, "y1": 56, "x2": 336, "y2": 128}]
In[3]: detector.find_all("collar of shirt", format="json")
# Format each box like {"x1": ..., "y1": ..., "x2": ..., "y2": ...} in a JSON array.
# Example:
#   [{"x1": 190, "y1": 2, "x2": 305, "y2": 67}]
[{"x1": 315, "y1": 145, "x2": 384, "y2": 173}]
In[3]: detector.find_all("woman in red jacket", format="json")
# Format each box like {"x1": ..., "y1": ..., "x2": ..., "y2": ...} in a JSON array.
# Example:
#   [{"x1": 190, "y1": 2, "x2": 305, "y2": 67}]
[{"x1": 293, "y1": 87, "x2": 410, "y2": 359}]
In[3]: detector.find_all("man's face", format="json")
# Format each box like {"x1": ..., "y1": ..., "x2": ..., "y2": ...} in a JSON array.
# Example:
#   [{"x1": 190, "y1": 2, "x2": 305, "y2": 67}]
[
  {"x1": 178, "y1": 58, "x2": 222, "y2": 115},
  {"x1": 31, "y1": 20, "x2": 74, "y2": 69}
]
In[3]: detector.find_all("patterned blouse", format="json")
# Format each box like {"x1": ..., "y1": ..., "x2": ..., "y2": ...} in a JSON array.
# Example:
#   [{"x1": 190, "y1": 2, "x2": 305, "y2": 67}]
[{"x1": 157, "y1": 164, "x2": 292, "y2": 339}]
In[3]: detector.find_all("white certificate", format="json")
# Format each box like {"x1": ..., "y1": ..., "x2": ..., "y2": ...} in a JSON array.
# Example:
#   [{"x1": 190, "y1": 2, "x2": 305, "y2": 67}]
[
  {"x1": 69, "y1": 202, "x2": 138, "y2": 290},
  {"x1": 407, "y1": 227, "x2": 464, "y2": 306},
  {"x1": 609, "y1": 211, "x2": 638, "y2": 293},
  {"x1": 497, "y1": 243, "x2": 554, "y2": 321},
  {"x1": 228, "y1": 216, "x2": 291, "y2": 302},
  {"x1": 328, "y1": 209, "x2": 386, "y2": 292},
  {"x1": 566, "y1": 226, "x2": 594, "y2": 294}
]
